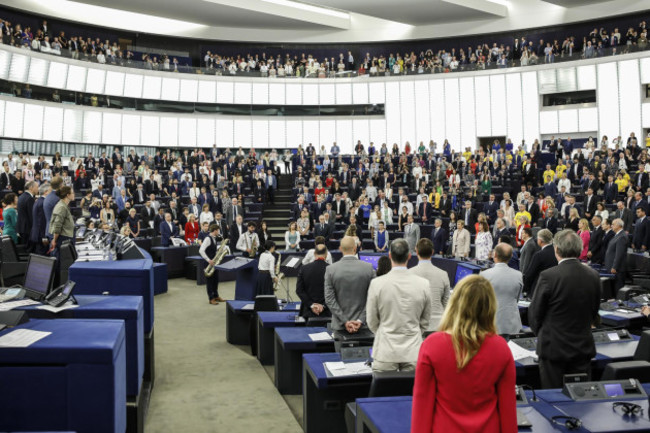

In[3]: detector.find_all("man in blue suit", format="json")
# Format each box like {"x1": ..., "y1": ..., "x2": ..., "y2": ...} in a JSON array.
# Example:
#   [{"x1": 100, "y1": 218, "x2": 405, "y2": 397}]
[
  {"x1": 543, "y1": 180, "x2": 557, "y2": 198},
  {"x1": 483, "y1": 194, "x2": 498, "y2": 224},
  {"x1": 266, "y1": 169, "x2": 277, "y2": 204},
  {"x1": 160, "y1": 212, "x2": 179, "y2": 247},
  {"x1": 430, "y1": 218, "x2": 447, "y2": 256}
]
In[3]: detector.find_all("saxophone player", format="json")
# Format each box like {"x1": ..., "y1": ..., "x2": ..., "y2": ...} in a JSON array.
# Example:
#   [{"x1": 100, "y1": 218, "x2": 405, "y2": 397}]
[
  {"x1": 236, "y1": 221, "x2": 260, "y2": 258},
  {"x1": 199, "y1": 224, "x2": 228, "y2": 305},
  {"x1": 256, "y1": 240, "x2": 278, "y2": 296}
]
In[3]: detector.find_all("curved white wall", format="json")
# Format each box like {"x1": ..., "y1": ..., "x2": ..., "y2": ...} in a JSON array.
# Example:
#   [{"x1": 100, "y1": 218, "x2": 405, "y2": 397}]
[{"x1": 2, "y1": 45, "x2": 650, "y2": 153}]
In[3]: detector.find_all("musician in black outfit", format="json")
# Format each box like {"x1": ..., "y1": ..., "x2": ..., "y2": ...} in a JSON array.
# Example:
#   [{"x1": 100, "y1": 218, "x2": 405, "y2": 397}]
[{"x1": 199, "y1": 224, "x2": 227, "y2": 305}]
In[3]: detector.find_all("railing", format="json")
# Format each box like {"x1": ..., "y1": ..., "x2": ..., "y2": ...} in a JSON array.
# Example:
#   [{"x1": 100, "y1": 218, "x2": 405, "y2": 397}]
[{"x1": 23, "y1": 41, "x2": 650, "y2": 79}]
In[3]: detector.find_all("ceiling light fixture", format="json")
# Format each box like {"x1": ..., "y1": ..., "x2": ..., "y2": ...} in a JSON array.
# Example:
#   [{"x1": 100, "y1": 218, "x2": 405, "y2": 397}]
[{"x1": 259, "y1": 0, "x2": 350, "y2": 20}]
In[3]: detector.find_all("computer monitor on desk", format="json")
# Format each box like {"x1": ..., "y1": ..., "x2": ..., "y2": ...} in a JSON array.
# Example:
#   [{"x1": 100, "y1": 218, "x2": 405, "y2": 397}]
[
  {"x1": 359, "y1": 253, "x2": 384, "y2": 270},
  {"x1": 22, "y1": 254, "x2": 56, "y2": 301},
  {"x1": 454, "y1": 264, "x2": 477, "y2": 286}
]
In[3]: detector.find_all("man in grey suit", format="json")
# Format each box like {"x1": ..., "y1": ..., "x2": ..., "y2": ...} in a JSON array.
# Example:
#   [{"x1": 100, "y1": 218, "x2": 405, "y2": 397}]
[
  {"x1": 366, "y1": 239, "x2": 431, "y2": 372},
  {"x1": 604, "y1": 218, "x2": 628, "y2": 291},
  {"x1": 519, "y1": 227, "x2": 540, "y2": 276},
  {"x1": 324, "y1": 236, "x2": 375, "y2": 333},
  {"x1": 402, "y1": 214, "x2": 420, "y2": 252},
  {"x1": 481, "y1": 243, "x2": 524, "y2": 335},
  {"x1": 613, "y1": 201, "x2": 634, "y2": 232},
  {"x1": 225, "y1": 197, "x2": 244, "y2": 227},
  {"x1": 412, "y1": 238, "x2": 450, "y2": 331}
]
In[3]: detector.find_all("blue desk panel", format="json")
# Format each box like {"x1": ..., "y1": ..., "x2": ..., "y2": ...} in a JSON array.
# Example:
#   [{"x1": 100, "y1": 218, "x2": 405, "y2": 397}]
[
  {"x1": 355, "y1": 396, "x2": 577, "y2": 433},
  {"x1": 303, "y1": 352, "x2": 372, "y2": 389},
  {"x1": 0, "y1": 319, "x2": 126, "y2": 433},
  {"x1": 152, "y1": 262, "x2": 168, "y2": 295},
  {"x1": 17, "y1": 295, "x2": 144, "y2": 397},
  {"x1": 228, "y1": 300, "x2": 301, "y2": 313},
  {"x1": 258, "y1": 311, "x2": 303, "y2": 328},
  {"x1": 69, "y1": 259, "x2": 154, "y2": 333},
  {"x1": 276, "y1": 327, "x2": 333, "y2": 351}
]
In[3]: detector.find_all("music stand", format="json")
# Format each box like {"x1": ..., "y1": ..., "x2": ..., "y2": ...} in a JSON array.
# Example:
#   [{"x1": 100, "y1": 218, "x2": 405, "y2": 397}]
[{"x1": 278, "y1": 255, "x2": 302, "y2": 302}]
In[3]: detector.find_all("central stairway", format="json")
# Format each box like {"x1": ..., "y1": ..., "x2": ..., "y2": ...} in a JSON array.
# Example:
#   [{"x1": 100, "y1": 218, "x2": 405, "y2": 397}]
[{"x1": 261, "y1": 174, "x2": 294, "y2": 249}]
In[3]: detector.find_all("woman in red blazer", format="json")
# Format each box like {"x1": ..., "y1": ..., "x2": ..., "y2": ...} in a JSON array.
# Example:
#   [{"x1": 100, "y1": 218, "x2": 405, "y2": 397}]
[
  {"x1": 184, "y1": 214, "x2": 200, "y2": 244},
  {"x1": 411, "y1": 275, "x2": 517, "y2": 433}
]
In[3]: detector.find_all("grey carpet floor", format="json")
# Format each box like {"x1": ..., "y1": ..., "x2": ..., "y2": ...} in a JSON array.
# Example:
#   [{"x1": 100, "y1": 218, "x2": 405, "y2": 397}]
[{"x1": 145, "y1": 277, "x2": 303, "y2": 433}]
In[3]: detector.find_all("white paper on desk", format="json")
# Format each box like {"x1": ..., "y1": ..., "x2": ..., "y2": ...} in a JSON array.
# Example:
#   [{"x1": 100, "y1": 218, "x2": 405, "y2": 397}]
[
  {"x1": 241, "y1": 304, "x2": 254, "y2": 311},
  {"x1": 0, "y1": 329, "x2": 51, "y2": 347},
  {"x1": 286, "y1": 257, "x2": 300, "y2": 267},
  {"x1": 36, "y1": 304, "x2": 79, "y2": 313},
  {"x1": 309, "y1": 331, "x2": 332, "y2": 341},
  {"x1": 325, "y1": 361, "x2": 372, "y2": 377},
  {"x1": 508, "y1": 340, "x2": 537, "y2": 361},
  {"x1": 0, "y1": 299, "x2": 40, "y2": 311}
]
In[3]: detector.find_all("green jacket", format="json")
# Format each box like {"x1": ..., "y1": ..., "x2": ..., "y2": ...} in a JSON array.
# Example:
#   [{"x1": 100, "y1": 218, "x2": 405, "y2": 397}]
[{"x1": 49, "y1": 200, "x2": 75, "y2": 237}]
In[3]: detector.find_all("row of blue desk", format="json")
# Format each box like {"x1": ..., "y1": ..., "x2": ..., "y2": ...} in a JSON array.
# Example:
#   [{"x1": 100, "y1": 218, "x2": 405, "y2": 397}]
[
  {"x1": 230, "y1": 305, "x2": 641, "y2": 433},
  {"x1": 0, "y1": 257, "x2": 158, "y2": 433},
  {"x1": 354, "y1": 386, "x2": 650, "y2": 433}
]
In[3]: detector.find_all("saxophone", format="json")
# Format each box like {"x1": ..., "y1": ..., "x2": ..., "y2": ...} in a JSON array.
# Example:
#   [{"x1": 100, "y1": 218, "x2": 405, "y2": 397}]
[
  {"x1": 204, "y1": 238, "x2": 229, "y2": 277},
  {"x1": 273, "y1": 253, "x2": 284, "y2": 291},
  {"x1": 250, "y1": 235, "x2": 258, "y2": 258}
]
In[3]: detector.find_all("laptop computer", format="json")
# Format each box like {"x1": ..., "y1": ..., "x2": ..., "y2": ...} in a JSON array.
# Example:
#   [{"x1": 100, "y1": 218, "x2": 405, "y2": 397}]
[{"x1": 0, "y1": 254, "x2": 57, "y2": 302}]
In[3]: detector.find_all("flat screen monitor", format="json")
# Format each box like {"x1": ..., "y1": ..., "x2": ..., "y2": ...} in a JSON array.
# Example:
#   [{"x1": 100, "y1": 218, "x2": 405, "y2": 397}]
[
  {"x1": 359, "y1": 254, "x2": 383, "y2": 270},
  {"x1": 454, "y1": 264, "x2": 476, "y2": 287},
  {"x1": 604, "y1": 383, "x2": 624, "y2": 397},
  {"x1": 23, "y1": 254, "x2": 56, "y2": 296}
]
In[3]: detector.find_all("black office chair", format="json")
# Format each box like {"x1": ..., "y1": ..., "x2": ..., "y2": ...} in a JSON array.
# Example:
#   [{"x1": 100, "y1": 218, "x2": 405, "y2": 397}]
[
  {"x1": 369, "y1": 371, "x2": 416, "y2": 397},
  {"x1": 601, "y1": 330, "x2": 650, "y2": 381},
  {"x1": 0, "y1": 236, "x2": 28, "y2": 285},
  {"x1": 249, "y1": 295, "x2": 279, "y2": 356},
  {"x1": 345, "y1": 371, "x2": 416, "y2": 433},
  {"x1": 306, "y1": 316, "x2": 332, "y2": 328}
]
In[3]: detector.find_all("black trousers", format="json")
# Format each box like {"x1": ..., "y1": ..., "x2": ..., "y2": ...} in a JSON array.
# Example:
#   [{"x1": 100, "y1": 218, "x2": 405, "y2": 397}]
[
  {"x1": 613, "y1": 271, "x2": 626, "y2": 291},
  {"x1": 267, "y1": 186, "x2": 275, "y2": 204},
  {"x1": 539, "y1": 357, "x2": 591, "y2": 389},
  {"x1": 206, "y1": 271, "x2": 219, "y2": 300}
]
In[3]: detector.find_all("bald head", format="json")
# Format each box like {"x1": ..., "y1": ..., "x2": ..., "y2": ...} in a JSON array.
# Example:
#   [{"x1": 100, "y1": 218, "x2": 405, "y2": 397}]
[
  {"x1": 339, "y1": 236, "x2": 357, "y2": 255},
  {"x1": 493, "y1": 242, "x2": 513, "y2": 263}
]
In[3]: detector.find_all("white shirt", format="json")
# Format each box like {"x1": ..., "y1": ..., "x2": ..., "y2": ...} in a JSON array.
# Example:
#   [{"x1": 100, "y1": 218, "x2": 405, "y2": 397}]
[{"x1": 258, "y1": 251, "x2": 276, "y2": 277}]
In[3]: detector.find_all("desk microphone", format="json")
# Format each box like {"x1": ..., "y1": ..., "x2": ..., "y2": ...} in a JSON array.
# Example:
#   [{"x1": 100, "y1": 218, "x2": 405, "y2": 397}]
[{"x1": 520, "y1": 384, "x2": 538, "y2": 402}]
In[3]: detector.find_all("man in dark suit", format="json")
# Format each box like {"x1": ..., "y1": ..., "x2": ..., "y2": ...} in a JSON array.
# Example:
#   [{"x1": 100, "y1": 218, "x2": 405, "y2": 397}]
[
  {"x1": 438, "y1": 193, "x2": 452, "y2": 217},
  {"x1": 430, "y1": 218, "x2": 447, "y2": 256},
  {"x1": 417, "y1": 200, "x2": 433, "y2": 224},
  {"x1": 292, "y1": 197, "x2": 308, "y2": 221},
  {"x1": 605, "y1": 219, "x2": 629, "y2": 291},
  {"x1": 523, "y1": 229, "x2": 558, "y2": 297},
  {"x1": 632, "y1": 207, "x2": 649, "y2": 252},
  {"x1": 17, "y1": 181, "x2": 38, "y2": 250},
  {"x1": 296, "y1": 245, "x2": 331, "y2": 319},
  {"x1": 140, "y1": 201, "x2": 155, "y2": 230},
  {"x1": 526, "y1": 197, "x2": 540, "y2": 226},
  {"x1": 461, "y1": 201, "x2": 477, "y2": 234},
  {"x1": 313, "y1": 214, "x2": 332, "y2": 241},
  {"x1": 493, "y1": 217, "x2": 509, "y2": 248},
  {"x1": 0, "y1": 163, "x2": 14, "y2": 190},
  {"x1": 333, "y1": 194, "x2": 346, "y2": 222},
  {"x1": 160, "y1": 212, "x2": 179, "y2": 247},
  {"x1": 528, "y1": 229, "x2": 601, "y2": 389},
  {"x1": 583, "y1": 188, "x2": 597, "y2": 220},
  {"x1": 229, "y1": 215, "x2": 245, "y2": 249},
  {"x1": 587, "y1": 215, "x2": 605, "y2": 264},
  {"x1": 603, "y1": 175, "x2": 617, "y2": 204},
  {"x1": 29, "y1": 183, "x2": 50, "y2": 255},
  {"x1": 483, "y1": 194, "x2": 498, "y2": 224},
  {"x1": 348, "y1": 178, "x2": 361, "y2": 202},
  {"x1": 542, "y1": 208, "x2": 559, "y2": 234},
  {"x1": 634, "y1": 165, "x2": 649, "y2": 192}
]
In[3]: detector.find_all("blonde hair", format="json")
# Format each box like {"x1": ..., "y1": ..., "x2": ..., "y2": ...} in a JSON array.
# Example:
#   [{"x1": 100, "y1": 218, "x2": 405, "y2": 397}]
[
  {"x1": 578, "y1": 218, "x2": 589, "y2": 231},
  {"x1": 438, "y1": 275, "x2": 497, "y2": 370},
  {"x1": 569, "y1": 207, "x2": 579, "y2": 219},
  {"x1": 345, "y1": 224, "x2": 357, "y2": 237}
]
